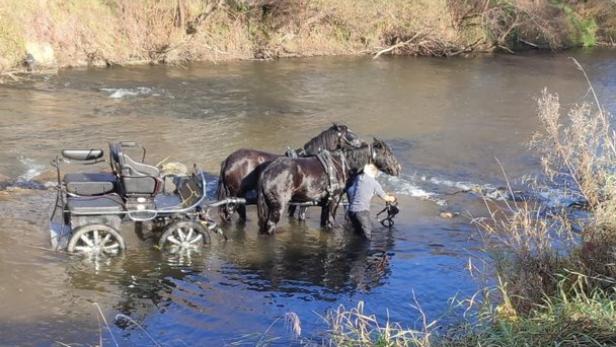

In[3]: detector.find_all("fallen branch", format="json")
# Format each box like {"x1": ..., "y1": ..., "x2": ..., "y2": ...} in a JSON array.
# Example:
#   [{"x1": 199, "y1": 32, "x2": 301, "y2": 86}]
[
  {"x1": 373, "y1": 32, "x2": 423, "y2": 59},
  {"x1": 448, "y1": 38, "x2": 484, "y2": 57}
]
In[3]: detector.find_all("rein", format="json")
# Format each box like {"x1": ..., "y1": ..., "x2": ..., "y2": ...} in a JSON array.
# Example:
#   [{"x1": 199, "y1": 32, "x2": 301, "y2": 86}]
[{"x1": 377, "y1": 201, "x2": 399, "y2": 227}]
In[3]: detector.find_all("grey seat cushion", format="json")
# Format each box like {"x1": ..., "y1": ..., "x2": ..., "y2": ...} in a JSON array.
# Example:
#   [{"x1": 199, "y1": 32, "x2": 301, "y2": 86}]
[
  {"x1": 67, "y1": 195, "x2": 124, "y2": 215},
  {"x1": 64, "y1": 172, "x2": 117, "y2": 195}
]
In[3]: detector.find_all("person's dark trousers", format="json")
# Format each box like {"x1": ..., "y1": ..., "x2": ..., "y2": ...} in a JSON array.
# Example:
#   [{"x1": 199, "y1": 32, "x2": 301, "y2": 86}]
[{"x1": 348, "y1": 210, "x2": 372, "y2": 239}]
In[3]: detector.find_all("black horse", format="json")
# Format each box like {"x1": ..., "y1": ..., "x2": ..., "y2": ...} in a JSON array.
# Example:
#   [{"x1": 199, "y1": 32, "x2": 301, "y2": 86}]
[
  {"x1": 257, "y1": 138, "x2": 401, "y2": 235},
  {"x1": 217, "y1": 123, "x2": 362, "y2": 222}
]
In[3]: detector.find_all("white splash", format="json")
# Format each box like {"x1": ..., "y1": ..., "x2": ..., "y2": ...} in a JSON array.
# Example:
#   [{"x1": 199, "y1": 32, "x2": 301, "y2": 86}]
[
  {"x1": 18, "y1": 156, "x2": 45, "y2": 181},
  {"x1": 382, "y1": 171, "x2": 586, "y2": 210},
  {"x1": 421, "y1": 175, "x2": 497, "y2": 193},
  {"x1": 536, "y1": 188, "x2": 585, "y2": 208},
  {"x1": 101, "y1": 87, "x2": 155, "y2": 99},
  {"x1": 381, "y1": 175, "x2": 447, "y2": 206}
]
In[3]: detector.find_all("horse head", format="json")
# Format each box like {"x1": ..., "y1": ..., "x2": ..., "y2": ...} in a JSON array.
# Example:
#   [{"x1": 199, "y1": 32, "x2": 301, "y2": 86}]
[
  {"x1": 303, "y1": 123, "x2": 363, "y2": 155},
  {"x1": 331, "y1": 122, "x2": 363, "y2": 149},
  {"x1": 371, "y1": 138, "x2": 401, "y2": 177}
]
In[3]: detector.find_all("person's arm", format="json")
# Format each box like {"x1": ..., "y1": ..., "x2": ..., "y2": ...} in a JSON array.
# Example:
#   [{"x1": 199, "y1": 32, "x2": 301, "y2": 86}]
[{"x1": 374, "y1": 179, "x2": 396, "y2": 203}]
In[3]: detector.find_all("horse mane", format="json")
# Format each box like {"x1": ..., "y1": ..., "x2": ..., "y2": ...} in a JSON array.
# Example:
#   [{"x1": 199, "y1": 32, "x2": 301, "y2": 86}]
[
  {"x1": 302, "y1": 125, "x2": 343, "y2": 155},
  {"x1": 339, "y1": 144, "x2": 371, "y2": 172}
]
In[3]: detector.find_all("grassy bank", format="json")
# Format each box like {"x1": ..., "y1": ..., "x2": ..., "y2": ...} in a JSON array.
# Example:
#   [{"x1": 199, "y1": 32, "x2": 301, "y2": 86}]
[
  {"x1": 244, "y1": 61, "x2": 616, "y2": 346},
  {"x1": 446, "y1": 61, "x2": 616, "y2": 346},
  {"x1": 1, "y1": 0, "x2": 615, "y2": 74}
]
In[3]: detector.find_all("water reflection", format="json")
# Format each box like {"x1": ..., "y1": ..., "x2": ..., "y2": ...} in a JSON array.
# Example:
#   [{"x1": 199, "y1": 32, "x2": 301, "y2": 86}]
[
  {"x1": 45, "y1": 223, "x2": 397, "y2": 345},
  {"x1": 220, "y1": 226, "x2": 395, "y2": 295}
]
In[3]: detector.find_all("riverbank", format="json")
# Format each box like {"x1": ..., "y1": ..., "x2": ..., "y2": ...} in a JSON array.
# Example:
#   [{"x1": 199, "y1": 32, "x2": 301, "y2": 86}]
[{"x1": 1, "y1": 0, "x2": 615, "y2": 79}]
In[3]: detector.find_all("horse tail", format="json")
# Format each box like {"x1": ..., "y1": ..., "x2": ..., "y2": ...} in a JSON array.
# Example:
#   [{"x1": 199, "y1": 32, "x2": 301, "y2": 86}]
[
  {"x1": 217, "y1": 158, "x2": 231, "y2": 221},
  {"x1": 257, "y1": 177, "x2": 269, "y2": 232},
  {"x1": 217, "y1": 159, "x2": 229, "y2": 200}
]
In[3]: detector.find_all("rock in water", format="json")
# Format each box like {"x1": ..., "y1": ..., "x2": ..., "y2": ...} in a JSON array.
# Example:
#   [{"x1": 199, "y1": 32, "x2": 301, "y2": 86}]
[{"x1": 439, "y1": 211, "x2": 457, "y2": 219}]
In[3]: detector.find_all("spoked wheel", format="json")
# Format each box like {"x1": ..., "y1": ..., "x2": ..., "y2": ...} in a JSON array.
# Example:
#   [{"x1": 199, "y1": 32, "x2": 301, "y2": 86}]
[
  {"x1": 67, "y1": 224, "x2": 125, "y2": 256},
  {"x1": 158, "y1": 221, "x2": 210, "y2": 254}
]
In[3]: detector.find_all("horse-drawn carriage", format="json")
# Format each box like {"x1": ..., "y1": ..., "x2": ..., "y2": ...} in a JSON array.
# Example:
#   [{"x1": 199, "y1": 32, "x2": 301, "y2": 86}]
[
  {"x1": 49, "y1": 124, "x2": 400, "y2": 254},
  {"x1": 216, "y1": 123, "x2": 401, "y2": 235},
  {"x1": 49, "y1": 141, "x2": 244, "y2": 256}
]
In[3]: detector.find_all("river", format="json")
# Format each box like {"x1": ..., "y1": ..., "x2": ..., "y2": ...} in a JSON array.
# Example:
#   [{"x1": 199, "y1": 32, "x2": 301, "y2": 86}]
[{"x1": 0, "y1": 49, "x2": 614, "y2": 345}]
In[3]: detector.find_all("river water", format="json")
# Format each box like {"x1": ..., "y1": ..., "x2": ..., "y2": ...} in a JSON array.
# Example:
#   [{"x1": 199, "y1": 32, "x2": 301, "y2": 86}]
[{"x1": 0, "y1": 49, "x2": 614, "y2": 346}]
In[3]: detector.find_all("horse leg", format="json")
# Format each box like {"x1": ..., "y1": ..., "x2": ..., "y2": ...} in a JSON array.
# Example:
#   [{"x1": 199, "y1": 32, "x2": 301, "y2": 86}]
[
  {"x1": 298, "y1": 206, "x2": 307, "y2": 221},
  {"x1": 217, "y1": 175, "x2": 232, "y2": 223},
  {"x1": 237, "y1": 203, "x2": 247, "y2": 222},
  {"x1": 320, "y1": 201, "x2": 332, "y2": 229},
  {"x1": 257, "y1": 185, "x2": 284, "y2": 234},
  {"x1": 266, "y1": 202, "x2": 284, "y2": 235},
  {"x1": 288, "y1": 204, "x2": 297, "y2": 218},
  {"x1": 236, "y1": 187, "x2": 250, "y2": 222},
  {"x1": 328, "y1": 195, "x2": 344, "y2": 227},
  {"x1": 320, "y1": 198, "x2": 342, "y2": 229},
  {"x1": 257, "y1": 188, "x2": 269, "y2": 233}
]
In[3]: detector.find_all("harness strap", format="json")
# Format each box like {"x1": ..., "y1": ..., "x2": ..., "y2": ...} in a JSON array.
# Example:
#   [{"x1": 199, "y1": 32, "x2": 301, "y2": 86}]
[
  {"x1": 317, "y1": 150, "x2": 343, "y2": 202},
  {"x1": 285, "y1": 147, "x2": 300, "y2": 159},
  {"x1": 369, "y1": 143, "x2": 376, "y2": 164}
]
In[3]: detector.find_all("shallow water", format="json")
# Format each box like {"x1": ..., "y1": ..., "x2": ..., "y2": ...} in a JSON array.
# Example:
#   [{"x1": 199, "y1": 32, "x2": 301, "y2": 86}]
[{"x1": 0, "y1": 49, "x2": 615, "y2": 345}]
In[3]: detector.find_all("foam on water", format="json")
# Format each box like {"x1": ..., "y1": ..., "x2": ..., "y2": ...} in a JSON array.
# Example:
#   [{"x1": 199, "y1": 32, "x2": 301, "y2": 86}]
[
  {"x1": 381, "y1": 175, "x2": 448, "y2": 206},
  {"x1": 381, "y1": 172, "x2": 584, "y2": 209},
  {"x1": 17, "y1": 156, "x2": 45, "y2": 181},
  {"x1": 536, "y1": 188, "x2": 585, "y2": 208},
  {"x1": 101, "y1": 86, "x2": 158, "y2": 99},
  {"x1": 421, "y1": 176, "x2": 497, "y2": 194}
]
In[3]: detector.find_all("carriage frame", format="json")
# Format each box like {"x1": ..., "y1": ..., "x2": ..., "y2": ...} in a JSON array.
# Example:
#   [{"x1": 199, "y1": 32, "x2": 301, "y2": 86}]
[{"x1": 49, "y1": 141, "x2": 243, "y2": 256}]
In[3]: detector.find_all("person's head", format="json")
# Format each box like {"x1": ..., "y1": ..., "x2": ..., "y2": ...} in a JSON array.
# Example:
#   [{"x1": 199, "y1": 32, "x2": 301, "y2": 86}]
[{"x1": 363, "y1": 163, "x2": 379, "y2": 177}]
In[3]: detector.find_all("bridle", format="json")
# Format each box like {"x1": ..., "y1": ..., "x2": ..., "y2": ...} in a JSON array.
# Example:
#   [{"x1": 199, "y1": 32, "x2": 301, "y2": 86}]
[
  {"x1": 368, "y1": 143, "x2": 376, "y2": 164},
  {"x1": 338, "y1": 130, "x2": 358, "y2": 148}
]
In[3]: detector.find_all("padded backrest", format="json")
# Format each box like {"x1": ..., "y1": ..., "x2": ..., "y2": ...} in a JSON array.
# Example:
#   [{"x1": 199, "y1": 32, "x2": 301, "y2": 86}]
[
  {"x1": 108, "y1": 142, "x2": 161, "y2": 196},
  {"x1": 121, "y1": 154, "x2": 160, "y2": 177}
]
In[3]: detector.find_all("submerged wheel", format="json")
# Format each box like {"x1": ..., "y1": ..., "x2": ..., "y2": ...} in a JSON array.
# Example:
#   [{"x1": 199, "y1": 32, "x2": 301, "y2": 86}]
[
  {"x1": 158, "y1": 221, "x2": 210, "y2": 253},
  {"x1": 67, "y1": 224, "x2": 125, "y2": 256}
]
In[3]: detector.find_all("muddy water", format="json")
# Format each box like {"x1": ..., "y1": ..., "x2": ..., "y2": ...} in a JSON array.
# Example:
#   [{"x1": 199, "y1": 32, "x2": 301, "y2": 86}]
[{"x1": 0, "y1": 49, "x2": 615, "y2": 345}]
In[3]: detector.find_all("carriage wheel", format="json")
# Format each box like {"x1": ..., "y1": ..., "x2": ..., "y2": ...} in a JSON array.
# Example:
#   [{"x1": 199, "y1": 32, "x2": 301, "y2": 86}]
[
  {"x1": 158, "y1": 221, "x2": 210, "y2": 253},
  {"x1": 67, "y1": 224, "x2": 125, "y2": 256}
]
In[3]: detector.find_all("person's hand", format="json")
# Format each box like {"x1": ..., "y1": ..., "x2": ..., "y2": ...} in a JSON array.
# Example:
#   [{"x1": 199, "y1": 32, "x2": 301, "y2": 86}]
[{"x1": 385, "y1": 194, "x2": 396, "y2": 203}]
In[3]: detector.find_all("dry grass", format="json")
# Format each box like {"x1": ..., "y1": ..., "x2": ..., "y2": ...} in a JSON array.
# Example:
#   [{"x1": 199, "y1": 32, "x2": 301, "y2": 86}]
[
  {"x1": 460, "y1": 60, "x2": 616, "y2": 345},
  {"x1": 478, "y1": 199, "x2": 575, "y2": 313},
  {"x1": 530, "y1": 59, "x2": 616, "y2": 285},
  {"x1": 479, "y1": 56, "x2": 616, "y2": 306},
  {"x1": 322, "y1": 300, "x2": 435, "y2": 347},
  {"x1": 0, "y1": 0, "x2": 615, "y2": 74}
]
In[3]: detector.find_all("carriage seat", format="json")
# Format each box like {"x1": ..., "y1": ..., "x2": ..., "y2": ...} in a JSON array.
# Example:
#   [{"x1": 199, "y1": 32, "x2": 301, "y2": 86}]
[
  {"x1": 64, "y1": 172, "x2": 117, "y2": 195},
  {"x1": 67, "y1": 195, "x2": 124, "y2": 215},
  {"x1": 109, "y1": 143, "x2": 162, "y2": 196}
]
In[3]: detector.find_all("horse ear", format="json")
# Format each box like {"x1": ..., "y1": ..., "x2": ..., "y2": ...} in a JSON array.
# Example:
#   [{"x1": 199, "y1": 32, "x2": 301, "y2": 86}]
[
  {"x1": 373, "y1": 137, "x2": 382, "y2": 147},
  {"x1": 332, "y1": 122, "x2": 341, "y2": 131}
]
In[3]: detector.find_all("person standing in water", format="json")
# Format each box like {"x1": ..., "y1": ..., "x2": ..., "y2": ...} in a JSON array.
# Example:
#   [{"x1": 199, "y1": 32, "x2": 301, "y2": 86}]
[{"x1": 346, "y1": 163, "x2": 396, "y2": 239}]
